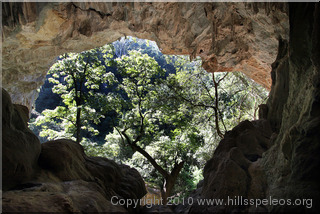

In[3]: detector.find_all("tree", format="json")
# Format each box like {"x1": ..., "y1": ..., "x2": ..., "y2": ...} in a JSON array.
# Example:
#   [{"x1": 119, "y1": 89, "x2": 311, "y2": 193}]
[
  {"x1": 104, "y1": 47, "x2": 268, "y2": 202},
  {"x1": 105, "y1": 50, "x2": 204, "y2": 203},
  {"x1": 33, "y1": 45, "x2": 117, "y2": 144},
  {"x1": 162, "y1": 56, "x2": 226, "y2": 139},
  {"x1": 30, "y1": 37, "x2": 268, "y2": 201},
  {"x1": 153, "y1": 54, "x2": 268, "y2": 163}
]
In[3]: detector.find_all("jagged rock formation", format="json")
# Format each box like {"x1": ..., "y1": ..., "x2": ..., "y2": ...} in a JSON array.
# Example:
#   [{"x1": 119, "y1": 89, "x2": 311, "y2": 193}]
[
  {"x1": 1, "y1": 2, "x2": 288, "y2": 110},
  {"x1": 206, "y1": 120, "x2": 271, "y2": 212},
  {"x1": 189, "y1": 119, "x2": 273, "y2": 213},
  {"x1": 2, "y1": 88, "x2": 41, "y2": 190},
  {"x1": 262, "y1": 3, "x2": 320, "y2": 212},
  {"x1": 189, "y1": 3, "x2": 320, "y2": 213},
  {"x1": 2, "y1": 88, "x2": 146, "y2": 213}
]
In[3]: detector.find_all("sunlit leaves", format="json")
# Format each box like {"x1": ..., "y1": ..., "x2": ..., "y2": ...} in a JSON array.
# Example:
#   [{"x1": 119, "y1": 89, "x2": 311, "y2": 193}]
[
  {"x1": 113, "y1": 50, "x2": 166, "y2": 132},
  {"x1": 34, "y1": 44, "x2": 117, "y2": 144},
  {"x1": 30, "y1": 37, "x2": 268, "y2": 198},
  {"x1": 80, "y1": 137, "x2": 120, "y2": 158}
]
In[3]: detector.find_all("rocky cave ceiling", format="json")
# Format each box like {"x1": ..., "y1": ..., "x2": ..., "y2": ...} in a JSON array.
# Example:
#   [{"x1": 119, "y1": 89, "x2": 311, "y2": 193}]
[{"x1": 1, "y1": 2, "x2": 289, "y2": 110}]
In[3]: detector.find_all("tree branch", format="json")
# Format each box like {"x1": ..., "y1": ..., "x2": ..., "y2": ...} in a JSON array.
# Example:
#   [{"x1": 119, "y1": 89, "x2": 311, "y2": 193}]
[
  {"x1": 121, "y1": 130, "x2": 170, "y2": 179},
  {"x1": 212, "y1": 73, "x2": 224, "y2": 138},
  {"x1": 170, "y1": 161, "x2": 184, "y2": 179}
]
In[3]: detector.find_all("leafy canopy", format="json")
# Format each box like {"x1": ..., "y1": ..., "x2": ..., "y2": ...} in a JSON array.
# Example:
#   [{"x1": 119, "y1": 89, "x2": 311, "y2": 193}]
[
  {"x1": 33, "y1": 45, "x2": 117, "y2": 142},
  {"x1": 30, "y1": 37, "x2": 268, "y2": 198}
]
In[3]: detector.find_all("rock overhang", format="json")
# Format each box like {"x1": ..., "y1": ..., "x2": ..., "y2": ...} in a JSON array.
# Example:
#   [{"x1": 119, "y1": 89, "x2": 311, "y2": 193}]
[{"x1": 1, "y1": 2, "x2": 289, "y2": 110}]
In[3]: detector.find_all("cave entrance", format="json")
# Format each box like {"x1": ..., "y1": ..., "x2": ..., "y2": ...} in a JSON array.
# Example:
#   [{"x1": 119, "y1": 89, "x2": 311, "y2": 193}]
[{"x1": 29, "y1": 36, "x2": 268, "y2": 203}]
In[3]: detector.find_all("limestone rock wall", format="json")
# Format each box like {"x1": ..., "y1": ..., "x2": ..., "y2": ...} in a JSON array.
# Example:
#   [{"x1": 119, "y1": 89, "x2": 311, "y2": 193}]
[
  {"x1": 189, "y1": 3, "x2": 319, "y2": 213},
  {"x1": 262, "y1": 3, "x2": 320, "y2": 212},
  {"x1": 2, "y1": 88, "x2": 41, "y2": 190},
  {"x1": 1, "y1": 2, "x2": 288, "y2": 110},
  {"x1": 189, "y1": 119, "x2": 273, "y2": 213},
  {"x1": 3, "y1": 180, "x2": 128, "y2": 213},
  {"x1": 1, "y1": 88, "x2": 147, "y2": 213}
]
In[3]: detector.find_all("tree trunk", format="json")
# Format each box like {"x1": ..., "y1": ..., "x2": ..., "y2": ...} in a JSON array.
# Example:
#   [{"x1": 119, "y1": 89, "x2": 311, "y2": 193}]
[
  {"x1": 213, "y1": 73, "x2": 224, "y2": 138},
  {"x1": 75, "y1": 78, "x2": 84, "y2": 144},
  {"x1": 160, "y1": 161, "x2": 184, "y2": 204},
  {"x1": 76, "y1": 106, "x2": 81, "y2": 144},
  {"x1": 161, "y1": 177, "x2": 175, "y2": 204},
  {"x1": 120, "y1": 131, "x2": 184, "y2": 204}
]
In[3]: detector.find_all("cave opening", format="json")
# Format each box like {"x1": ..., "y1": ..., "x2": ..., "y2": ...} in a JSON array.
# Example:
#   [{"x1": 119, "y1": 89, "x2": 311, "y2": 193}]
[
  {"x1": 3, "y1": 2, "x2": 320, "y2": 213},
  {"x1": 28, "y1": 36, "x2": 268, "y2": 202}
]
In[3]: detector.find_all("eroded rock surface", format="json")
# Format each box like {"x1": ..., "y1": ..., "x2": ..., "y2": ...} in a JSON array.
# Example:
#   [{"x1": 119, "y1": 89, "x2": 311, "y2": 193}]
[
  {"x1": 1, "y1": 2, "x2": 289, "y2": 110},
  {"x1": 3, "y1": 181, "x2": 128, "y2": 213},
  {"x1": 1, "y1": 88, "x2": 147, "y2": 213},
  {"x1": 262, "y1": 3, "x2": 320, "y2": 212},
  {"x1": 189, "y1": 119, "x2": 272, "y2": 213},
  {"x1": 189, "y1": 3, "x2": 320, "y2": 213},
  {"x1": 2, "y1": 88, "x2": 41, "y2": 191}
]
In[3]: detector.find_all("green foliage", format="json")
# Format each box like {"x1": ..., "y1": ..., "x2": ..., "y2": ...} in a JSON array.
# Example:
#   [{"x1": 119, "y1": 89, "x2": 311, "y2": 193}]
[
  {"x1": 81, "y1": 138, "x2": 120, "y2": 158},
  {"x1": 160, "y1": 55, "x2": 268, "y2": 153},
  {"x1": 118, "y1": 53, "x2": 268, "y2": 196},
  {"x1": 30, "y1": 37, "x2": 268, "y2": 198},
  {"x1": 31, "y1": 45, "x2": 117, "y2": 143},
  {"x1": 100, "y1": 50, "x2": 208, "y2": 196},
  {"x1": 112, "y1": 50, "x2": 166, "y2": 139}
]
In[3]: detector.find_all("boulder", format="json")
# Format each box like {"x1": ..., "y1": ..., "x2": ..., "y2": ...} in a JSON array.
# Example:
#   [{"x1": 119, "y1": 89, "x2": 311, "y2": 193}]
[
  {"x1": 38, "y1": 139, "x2": 93, "y2": 181},
  {"x1": 2, "y1": 88, "x2": 41, "y2": 190},
  {"x1": 190, "y1": 120, "x2": 272, "y2": 213},
  {"x1": 38, "y1": 139, "x2": 147, "y2": 203},
  {"x1": 2, "y1": 88, "x2": 147, "y2": 212},
  {"x1": 2, "y1": 180, "x2": 128, "y2": 213}
]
